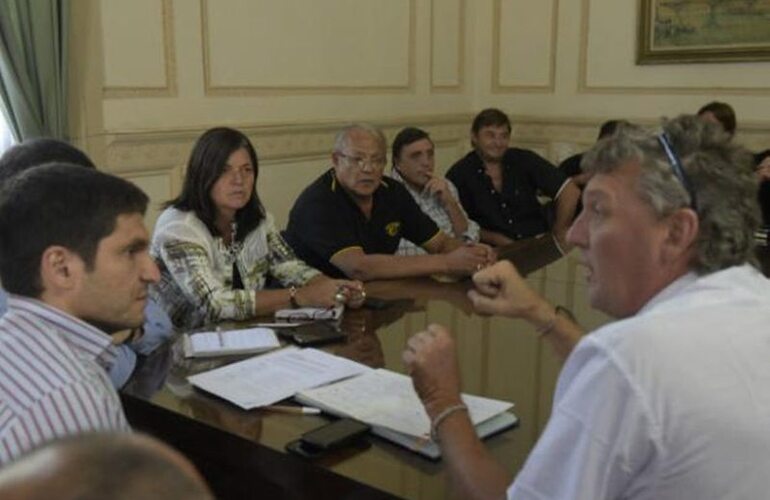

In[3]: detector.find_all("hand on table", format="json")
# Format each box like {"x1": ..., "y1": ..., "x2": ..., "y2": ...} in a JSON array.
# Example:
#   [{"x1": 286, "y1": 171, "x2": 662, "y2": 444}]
[
  {"x1": 297, "y1": 278, "x2": 366, "y2": 308},
  {"x1": 445, "y1": 243, "x2": 492, "y2": 276}
]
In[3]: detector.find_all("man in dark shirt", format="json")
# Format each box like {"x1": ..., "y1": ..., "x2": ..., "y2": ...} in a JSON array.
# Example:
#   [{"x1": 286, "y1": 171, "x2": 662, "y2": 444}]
[
  {"x1": 283, "y1": 123, "x2": 494, "y2": 281},
  {"x1": 558, "y1": 119, "x2": 629, "y2": 183},
  {"x1": 447, "y1": 108, "x2": 580, "y2": 249}
]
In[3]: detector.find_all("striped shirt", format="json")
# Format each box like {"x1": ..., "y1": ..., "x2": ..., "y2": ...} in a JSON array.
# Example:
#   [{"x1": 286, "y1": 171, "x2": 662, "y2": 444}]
[{"x1": 0, "y1": 297, "x2": 130, "y2": 464}]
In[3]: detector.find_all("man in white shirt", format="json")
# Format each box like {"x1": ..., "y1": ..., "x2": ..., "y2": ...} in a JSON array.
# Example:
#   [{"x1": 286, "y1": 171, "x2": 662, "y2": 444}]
[
  {"x1": 0, "y1": 165, "x2": 160, "y2": 464},
  {"x1": 404, "y1": 115, "x2": 770, "y2": 499},
  {"x1": 390, "y1": 127, "x2": 480, "y2": 255}
]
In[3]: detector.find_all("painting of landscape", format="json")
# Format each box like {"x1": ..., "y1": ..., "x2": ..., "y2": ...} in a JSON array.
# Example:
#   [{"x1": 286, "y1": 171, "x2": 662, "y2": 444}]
[{"x1": 638, "y1": 0, "x2": 770, "y2": 63}]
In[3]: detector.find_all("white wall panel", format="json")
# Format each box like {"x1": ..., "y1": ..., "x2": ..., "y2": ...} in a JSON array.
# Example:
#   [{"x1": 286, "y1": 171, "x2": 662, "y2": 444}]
[
  {"x1": 203, "y1": 0, "x2": 413, "y2": 91},
  {"x1": 431, "y1": 0, "x2": 463, "y2": 89},
  {"x1": 102, "y1": 0, "x2": 169, "y2": 90},
  {"x1": 496, "y1": 0, "x2": 556, "y2": 89}
]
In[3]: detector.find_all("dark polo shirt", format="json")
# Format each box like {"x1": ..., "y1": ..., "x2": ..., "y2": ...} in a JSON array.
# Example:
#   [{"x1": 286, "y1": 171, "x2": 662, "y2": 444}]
[
  {"x1": 446, "y1": 148, "x2": 568, "y2": 240},
  {"x1": 283, "y1": 169, "x2": 441, "y2": 278}
]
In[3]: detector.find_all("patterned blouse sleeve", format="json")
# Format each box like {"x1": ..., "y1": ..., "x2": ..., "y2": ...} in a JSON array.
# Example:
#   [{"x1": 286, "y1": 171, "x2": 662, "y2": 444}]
[
  {"x1": 154, "y1": 218, "x2": 257, "y2": 323},
  {"x1": 264, "y1": 215, "x2": 321, "y2": 287}
]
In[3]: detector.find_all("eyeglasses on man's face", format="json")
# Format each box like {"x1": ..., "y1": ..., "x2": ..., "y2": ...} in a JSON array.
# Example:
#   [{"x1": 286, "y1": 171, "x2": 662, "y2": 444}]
[{"x1": 336, "y1": 151, "x2": 387, "y2": 171}]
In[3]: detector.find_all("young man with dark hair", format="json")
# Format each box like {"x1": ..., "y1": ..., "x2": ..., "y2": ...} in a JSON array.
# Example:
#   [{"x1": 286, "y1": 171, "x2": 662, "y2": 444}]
[
  {"x1": 0, "y1": 138, "x2": 173, "y2": 388},
  {"x1": 447, "y1": 108, "x2": 580, "y2": 250},
  {"x1": 0, "y1": 165, "x2": 160, "y2": 464},
  {"x1": 390, "y1": 127, "x2": 480, "y2": 255}
]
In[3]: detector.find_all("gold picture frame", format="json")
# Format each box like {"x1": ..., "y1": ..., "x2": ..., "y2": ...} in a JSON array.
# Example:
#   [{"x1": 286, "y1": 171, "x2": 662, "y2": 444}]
[{"x1": 637, "y1": 0, "x2": 770, "y2": 64}]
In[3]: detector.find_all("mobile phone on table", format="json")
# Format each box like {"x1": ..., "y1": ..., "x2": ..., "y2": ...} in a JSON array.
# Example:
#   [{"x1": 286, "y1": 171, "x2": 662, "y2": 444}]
[
  {"x1": 285, "y1": 418, "x2": 371, "y2": 459},
  {"x1": 363, "y1": 296, "x2": 391, "y2": 310},
  {"x1": 277, "y1": 322, "x2": 346, "y2": 346}
]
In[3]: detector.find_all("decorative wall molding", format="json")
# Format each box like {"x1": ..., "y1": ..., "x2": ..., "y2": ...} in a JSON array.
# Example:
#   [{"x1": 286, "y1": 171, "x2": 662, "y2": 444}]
[
  {"x1": 492, "y1": 0, "x2": 559, "y2": 93},
  {"x1": 430, "y1": 0, "x2": 465, "y2": 92},
  {"x1": 102, "y1": 0, "x2": 178, "y2": 98},
  {"x1": 201, "y1": 0, "x2": 416, "y2": 96},
  {"x1": 102, "y1": 114, "x2": 770, "y2": 175},
  {"x1": 577, "y1": 0, "x2": 770, "y2": 96}
]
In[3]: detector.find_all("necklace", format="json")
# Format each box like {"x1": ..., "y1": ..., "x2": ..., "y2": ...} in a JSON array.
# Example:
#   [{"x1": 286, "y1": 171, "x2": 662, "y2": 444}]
[{"x1": 225, "y1": 219, "x2": 243, "y2": 261}]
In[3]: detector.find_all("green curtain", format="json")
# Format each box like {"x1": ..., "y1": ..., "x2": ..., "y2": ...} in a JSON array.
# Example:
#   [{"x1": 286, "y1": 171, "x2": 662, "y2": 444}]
[{"x1": 0, "y1": 0, "x2": 68, "y2": 141}]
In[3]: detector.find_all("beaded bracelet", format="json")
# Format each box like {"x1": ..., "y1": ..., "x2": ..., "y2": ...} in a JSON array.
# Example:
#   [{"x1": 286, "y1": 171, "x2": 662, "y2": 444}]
[{"x1": 430, "y1": 403, "x2": 468, "y2": 441}]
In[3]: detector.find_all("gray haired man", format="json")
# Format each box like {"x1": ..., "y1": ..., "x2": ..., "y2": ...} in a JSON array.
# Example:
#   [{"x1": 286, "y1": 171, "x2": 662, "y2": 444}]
[{"x1": 404, "y1": 115, "x2": 770, "y2": 499}]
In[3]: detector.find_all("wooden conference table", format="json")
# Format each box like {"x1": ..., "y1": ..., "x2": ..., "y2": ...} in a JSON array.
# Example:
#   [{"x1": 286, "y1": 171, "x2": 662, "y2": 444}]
[{"x1": 122, "y1": 237, "x2": 612, "y2": 499}]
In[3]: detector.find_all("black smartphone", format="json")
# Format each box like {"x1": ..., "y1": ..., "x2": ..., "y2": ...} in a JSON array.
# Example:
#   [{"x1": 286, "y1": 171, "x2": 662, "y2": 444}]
[
  {"x1": 363, "y1": 296, "x2": 391, "y2": 310},
  {"x1": 286, "y1": 418, "x2": 370, "y2": 459},
  {"x1": 278, "y1": 322, "x2": 346, "y2": 346}
]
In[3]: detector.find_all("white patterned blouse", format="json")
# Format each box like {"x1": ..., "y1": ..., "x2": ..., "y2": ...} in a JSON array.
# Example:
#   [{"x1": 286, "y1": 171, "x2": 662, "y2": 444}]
[{"x1": 150, "y1": 207, "x2": 320, "y2": 329}]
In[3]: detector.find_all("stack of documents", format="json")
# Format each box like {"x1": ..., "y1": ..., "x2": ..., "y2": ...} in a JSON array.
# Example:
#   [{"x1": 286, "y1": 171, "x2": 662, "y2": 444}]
[
  {"x1": 187, "y1": 347, "x2": 517, "y2": 458},
  {"x1": 295, "y1": 368, "x2": 517, "y2": 459}
]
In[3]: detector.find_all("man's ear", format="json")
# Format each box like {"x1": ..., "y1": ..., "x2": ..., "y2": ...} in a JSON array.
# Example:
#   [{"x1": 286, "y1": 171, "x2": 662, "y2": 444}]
[
  {"x1": 331, "y1": 151, "x2": 341, "y2": 169},
  {"x1": 39, "y1": 246, "x2": 82, "y2": 291},
  {"x1": 663, "y1": 208, "x2": 699, "y2": 260}
]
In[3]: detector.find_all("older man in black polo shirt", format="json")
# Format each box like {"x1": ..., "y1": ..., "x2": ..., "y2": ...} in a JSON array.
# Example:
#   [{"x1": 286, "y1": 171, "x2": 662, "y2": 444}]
[
  {"x1": 283, "y1": 123, "x2": 494, "y2": 281},
  {"x1": 447, "y1": 108, "x2": 580, "y2": 250}
]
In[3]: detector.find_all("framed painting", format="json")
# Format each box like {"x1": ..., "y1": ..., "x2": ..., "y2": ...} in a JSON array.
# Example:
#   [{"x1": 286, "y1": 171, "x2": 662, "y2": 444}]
[{"x1": 637, "y1": 0, "x2": 770, "y2": 64}]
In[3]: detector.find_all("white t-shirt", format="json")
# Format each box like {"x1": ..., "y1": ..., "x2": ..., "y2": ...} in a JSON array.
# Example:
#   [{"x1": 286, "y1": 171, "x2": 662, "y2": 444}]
[{"x1": 508, "y1": 265, "x2": 770, "y2": 499}]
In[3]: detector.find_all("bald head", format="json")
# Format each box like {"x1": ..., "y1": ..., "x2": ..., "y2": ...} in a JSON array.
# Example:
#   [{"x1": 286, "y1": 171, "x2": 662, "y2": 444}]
[{"x1": 0, "y1": 433, "x2": 212, "y2": 500}]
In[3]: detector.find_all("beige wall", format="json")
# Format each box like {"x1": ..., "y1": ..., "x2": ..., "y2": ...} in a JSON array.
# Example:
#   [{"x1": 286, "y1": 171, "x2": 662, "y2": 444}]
[{"x1": 69, "y1": 0, "x2": 770, "y2": 229}]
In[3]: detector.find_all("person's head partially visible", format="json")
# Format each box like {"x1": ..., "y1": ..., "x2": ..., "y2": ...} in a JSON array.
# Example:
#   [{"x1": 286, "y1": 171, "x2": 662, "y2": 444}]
[
  {"x1": 392, "y1": 127, "x2": 435, "y2": 191},
  {"x1": 331, "y1": 123, "x2": 388, "y2": 203},
  {"x1": 596, "y1": 119, "x2": 630, "y2": 141},
  {"x1": 470, "y1": 108, "x2": 512, "y2": 163},
  {"x1": 567, "y1": 114, "x2": 758, "y2": 319},
  {"x1": 0, "y1": 138, "x2": 95, "y2": 188},
  {"x1": 697, "y1": 101, "x2": 736, "y2": 138},
  {"x1": 0, "y1": 165, "x2": 160, "y2": 333},
  {"x1": 0, "y1": 432, "x2": 213, "y2": 500},
  {"x1": 170, "y1": 127, "x2": 266, "y2": 240}
]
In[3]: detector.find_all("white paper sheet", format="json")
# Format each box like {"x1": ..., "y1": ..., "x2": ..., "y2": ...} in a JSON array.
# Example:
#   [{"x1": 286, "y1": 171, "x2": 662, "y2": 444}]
[{"x1": 187, "y1": 347, "x2": 370, "y2": 409}]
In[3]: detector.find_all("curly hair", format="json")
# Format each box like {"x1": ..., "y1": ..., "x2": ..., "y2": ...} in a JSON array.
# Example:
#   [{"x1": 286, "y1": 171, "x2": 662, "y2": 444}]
[{"x1": 581, "y1": 114, "x2": 759, "y2": 274}]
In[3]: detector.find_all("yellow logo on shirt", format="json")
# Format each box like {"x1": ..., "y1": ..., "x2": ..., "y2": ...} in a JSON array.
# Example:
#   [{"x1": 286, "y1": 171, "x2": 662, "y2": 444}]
[{"x1": 385, "y1": 222, "x2": 401, "y2": 237}]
